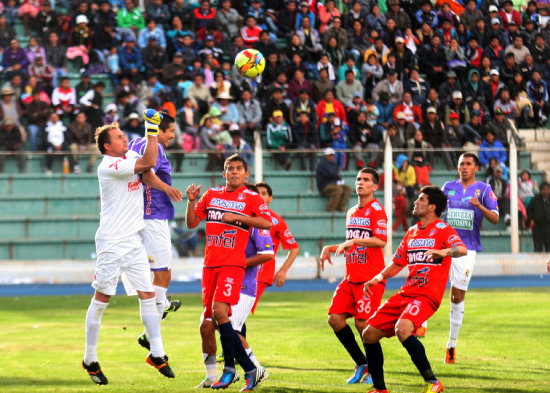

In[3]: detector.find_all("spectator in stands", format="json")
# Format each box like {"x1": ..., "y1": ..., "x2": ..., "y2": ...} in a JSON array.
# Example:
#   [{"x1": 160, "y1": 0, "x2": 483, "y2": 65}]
[
  {"x1": 277, "y1": 0, "x2": 298, "y2": 39},
  {"x1": 323, "y1": 16, "x2": 348, "y2": 49},
  {"x1": 122, "y1": 112, "x2": 145, "y2": 141},
  {"x1": 527, "y1": 181, "x2": 550, "y2": 252},
  {"x1": 394, "y1": 111, "x2": 416, "y2": 145},
  {"x1": 118, "y1": 36, "x2": 142, "y2": 84},
  {"x1": 349, "y1": 110, "x2": 381, "y2": 169},
  {"x1": 336, "y1": 70, "x2": 362, "y2": 106},
  {"x1": 460, "y1": 0, "x2": 483, "y2": 32},
  {"x1": 211, "y1": 91, "x2": 238, "y2": 126},
  {"x1": 372, "y1": 69, "x2": 403, "y2": 106},
  {"x1": 192, "y1": 0, "x2": 216, "y2": 33},
  {"x1": 296, "y1": 16, "x2": 323, "y2": 63},
  {"x1": 394, "y1": 154, "x2": 417, "y2": 201},
  {"x1": 386, "y1": 0, "x2": 411, "y2": 31},
  {"x1": 146, "y1": 0, "x2": 171, "y2": 30},
  {"x1": 420, "y1": 34, "x2": 446, "y2": 89},
  {"x1": 367, "y1": 3, "x2": 386, "y2": 32},
  {"x1": 0, "y1": 15, "x2": 15, "y2": 50},
  {"x1": 407, "y1": 128, "x2": 432, "y2": 166},
  {"x1": 318, "y1": 0, "x2": 340, "y2": 34},
  {"x1": 187, "y1": 72, "x2": 212, "y2": 117},
  {"x1": 374, "y1": 91, "x2": 393, "y2": 131},
  {"x1": 67, "y1": 15, "x2": 93, "y2": 72},
  {"x1": 494, "y1": 88, "x2": 518, "y2": 120},
  {"x1": 141, "y1": 37, "x2": 167, "y2": 81},
  {"x1": 420, "y1": 106, "x2": 454, "y2": 169},
  {"x1": 27, "y1": 55, "x2": 54, "y2": 95},
  {"x1": 293, "y1": 110, "x2": 319, "y2": 171},
  {"x1": 443, "y1": 112, "x2": 465, "y2": 162},
  {"x1": 0, "y1": 117, "x2": 26, "y2": 173},
  {"x1": 44, "y1": 112, "x2": 70, "y2": 175},
  {"x1": 290, "y1": 88, "x2": 316, "y2": 126},
  {"x1": 316, "y1": 89, "x2": 346, "y2": 127},
  {"x1": 489, "y1": 164, "x2": 511, "y2": 222},
  {"x1": 25, "y1": 89, "x2": 50, "y2": 151},
  {"x1": 347, "y1": 20, "x2": 369, "y2": 63},
  {"x1": 236, "y1": 89, "x2": 262, "y2": 142},
  {"x1": 526, "y1": 69, "x2": 550, "y2": 127},
  {"x1": 312, "y1": 67, "x2": 334, "y2": 103},
  {"x1": 0, "y1": 86, "x2": 22, "y2": 126},
  {"x1": 80, "y1": 82, "x2": 105, "y2": 132},
  {"x1": 519, "y1": 169, "x2": 537, "y2": 207},
  {"x1": 200, "y1": 112, "x2": 225, "y2": 171},
  {"x1": 224, "y1": 125, "x2": 253, "y2": 164},
  {"x1": 444, "y1": 91, "x2": 470, "y2": 125},
  {"x1": 117, "y1": 0, "x2": 146, "y2": 41},
  {"x1": 267, "y1": 110, "x2": 293, "y2": 170},
  {"x1": 93, "y1": 1, "x2": 117, "y2": 28},
  {"x1": 44, "y1": 32, "x2": 67, "y2": 88},
  {"x1": 138, "y1": 18, "x2": 167, "y2": 50},
  {"x1": 287, "y1": 69, "x2": 312, "y2": 101},
  {"x1": 404, "y1": 68, "x2": 429, "y2": 108},
  {"x1": 316, "y1": 147, "x2": 352, "y2": 212},
  {"x1": 361, "y1": 53, "x2": 384, "y2": 99},
  {"x1": 68, "y1": 112, "x2": 93, "y2": 173},
  {"x1": 531, "y1": 34, "x2": 550, "y2": 69},
  {"x1": 3, "y1": 39, "x2": 28, "y2": 80},
  {"x1": 263, "y1": 86, "x2": 289, "y2": 126},
  {"x1": 485, "y1": 69, "x2": 506, "y2": 115},
  {"x1": 393, "y1": 91, "x2": 423, "y2": 129}
]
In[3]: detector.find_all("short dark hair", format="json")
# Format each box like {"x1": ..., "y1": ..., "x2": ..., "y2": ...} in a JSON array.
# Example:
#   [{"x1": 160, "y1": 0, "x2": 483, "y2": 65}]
[
  {"x1": 358, "y1": 167, "x2": 379, "y2": 185},
  {"x1": 540, "y1": 181, "x2": 550, "y2": 191},
  {"x1": 244, "y1": 182, "x2": 259, "y2": 193},
  {"x1": 224, "y1": 153, "x2": 248, "y2": 172},
  {"x1": 159, "y1": 112, "x2": 175, "y2": 132},
  {"x1": 255, "y1": 182, "x2": 272, "y2": 196},
  {"x1": 419, "y1": 185, "x2": 447, "y2": 217},
  {"x1": 459, "y1": 152, "x2": 480, "y2": 167}
]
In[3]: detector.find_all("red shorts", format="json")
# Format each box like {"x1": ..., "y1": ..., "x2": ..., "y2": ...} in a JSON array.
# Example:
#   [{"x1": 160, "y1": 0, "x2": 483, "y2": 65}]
[
  {"x1": 251, "y1": 281, "x2": 270, "y2": 314},
  {"x1": 367, "y1": 293, "x2": 438, "y2": 338},
  {"x1": 328, "y1": 279, "x2": 385, "y2": 320},
  {"x1": 202, "y1": 266, "x2": 245, "y2": 320}
]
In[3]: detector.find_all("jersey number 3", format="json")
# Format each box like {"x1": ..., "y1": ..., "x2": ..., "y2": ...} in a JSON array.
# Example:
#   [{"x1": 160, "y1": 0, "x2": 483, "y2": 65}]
[{"x1": 223, "y1": 283, "x2": 232, "y2": 297}]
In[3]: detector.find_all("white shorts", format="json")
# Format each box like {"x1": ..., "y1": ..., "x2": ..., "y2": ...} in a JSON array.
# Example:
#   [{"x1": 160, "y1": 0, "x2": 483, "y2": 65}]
[
  {"x1": 93, "y1": 233, "x2": 154, "y2": 296},
  {"x1": 450, "y1": 250, "x2": 477, "y2": 291},
  {"x1": 230, "y1": 293, "x2": 256, "y2": 332},
  {"x1": 140, "y1": 219, "x2": 172, "y2": 271}
]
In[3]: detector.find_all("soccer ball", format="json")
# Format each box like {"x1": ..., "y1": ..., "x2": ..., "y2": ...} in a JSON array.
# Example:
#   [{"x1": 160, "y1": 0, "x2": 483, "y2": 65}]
[{"x1": 234, "y1": 49, "x2": 265, "y2": 78}]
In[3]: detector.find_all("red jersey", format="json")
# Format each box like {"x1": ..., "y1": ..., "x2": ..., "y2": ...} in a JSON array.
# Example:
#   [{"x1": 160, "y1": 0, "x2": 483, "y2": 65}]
[
  {"x1": 256, "y1": 209, "x2": 299, "y2": 285},
  {"x1": 195, "y1": 185, "x2": 271, "y2": 268},
  {"x1": 393, "y1": 219, "x2": 464, "y2": 306},
  {"x1": 344, "y1": 199, "x2": 387, "y2": 283}
]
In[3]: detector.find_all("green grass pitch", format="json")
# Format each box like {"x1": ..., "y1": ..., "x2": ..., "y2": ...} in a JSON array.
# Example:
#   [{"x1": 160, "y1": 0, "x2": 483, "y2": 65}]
[{"x1": 1, "y1": 288, "x2": 549, "y2": 393}]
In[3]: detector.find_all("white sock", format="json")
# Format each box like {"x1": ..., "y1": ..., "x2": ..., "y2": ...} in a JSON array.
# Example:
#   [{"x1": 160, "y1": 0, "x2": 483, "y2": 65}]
[
  {"x1": 246, "y1": 347, "x2": 261, "y2": 368},
  {"x1": 153, "y1": 285, "x2": 168, "y2": 316},
  {"x1": 448, "y1": 301, "x2": 465, "y2": 348},
  {"x1": 203, "y1": 353, "x2": 218, "y2": 379},
  {"x1": 140, "y1": 298, "x2": 164, "y2": 357},
  {"x1": 84, "y1": 298, "x2": 108, "y2": 365}
]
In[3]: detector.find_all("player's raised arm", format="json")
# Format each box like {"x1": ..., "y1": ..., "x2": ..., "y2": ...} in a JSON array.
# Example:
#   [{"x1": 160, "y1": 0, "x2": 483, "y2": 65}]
[
  {"x1": 186, "y1": 183, "x2": 202, "y2": 228},
  {"x1": 142, "y1": 170, "x2": 183, "y2": 202},
  {"x1": 221, "y1": 213, "x2": 272, "y2": 229},
  {"x1": 134, "y1": 109, "x2": 162, "y2": 174}
]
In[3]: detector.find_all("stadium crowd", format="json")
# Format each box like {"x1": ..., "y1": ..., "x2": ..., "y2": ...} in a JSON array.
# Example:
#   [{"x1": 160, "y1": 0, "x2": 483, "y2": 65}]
[{"x1": 0, "y1": 0, "x2": 548, "y2": 217}]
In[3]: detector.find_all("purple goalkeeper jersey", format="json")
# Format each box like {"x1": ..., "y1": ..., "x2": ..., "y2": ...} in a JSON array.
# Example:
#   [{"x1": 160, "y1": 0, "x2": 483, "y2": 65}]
[
  {"x1": 241, "y1": 228, "x2": 274, "y2": 297},
  {"x1": 442, "y1": 180, "x2": 499, "y2": 251},
  {"x1": 128, "y1": 137, "x2": 174, "y2": 220}
]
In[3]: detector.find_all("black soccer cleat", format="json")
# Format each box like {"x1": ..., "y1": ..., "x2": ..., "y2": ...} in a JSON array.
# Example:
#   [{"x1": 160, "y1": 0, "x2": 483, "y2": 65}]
[
  {"x1": 146, "y1": 354, "x2": 175, "y2": 378},
  {"x1": 138, "y1": 333, "x2": 150, "y2": 350},
  {"x1": 82, "y1": 360, "x2": 108, "y2": 385},
  {"x1": 162, "y1": 297, "x2": 182, "y2": 320}
]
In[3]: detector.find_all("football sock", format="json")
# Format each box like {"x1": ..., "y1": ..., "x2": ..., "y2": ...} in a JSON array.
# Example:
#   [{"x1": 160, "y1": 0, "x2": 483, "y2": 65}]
[
  {"x1": 140, "y1": 298, "x2": 164, "y2": 357},
  {"x1": 153, "y1": 285, "x2": 168, "y2": 316},
  {"x1": 218, "y1": 322, "x2": 237, "y2": 372},
  {"x1": 364, "y1": 342, "x2": 385, "y2": 390},
  {"x1": 401, "y1": 335, "x2": 437, "y2": 382},
  {"x1": 448, "y1": 301, "x2": 464, "y2": 348},
  {"x1": 233, "y1": 330, "x2": 256, "y2": 372},
  {"x1": 246, "y1": 347, "x2": 260, "y2": 367},
  {"x1": 203, "y1": 353, "x2": 218, "y2": 380},
  {"x1": 241, "y1": 322, "x2": 247, "y2": 338},
  {"x1": 335, "y1": 324, "x2": 368, "y2": 366},
  {"x1": 84, "y1": 298, "x2": 108, "y2": 365}
]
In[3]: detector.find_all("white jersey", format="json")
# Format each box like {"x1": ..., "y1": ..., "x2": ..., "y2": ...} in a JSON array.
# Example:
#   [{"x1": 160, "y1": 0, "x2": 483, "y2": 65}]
[{"x1": 96, "y1": 150, "x2": 145, "y2": 240}]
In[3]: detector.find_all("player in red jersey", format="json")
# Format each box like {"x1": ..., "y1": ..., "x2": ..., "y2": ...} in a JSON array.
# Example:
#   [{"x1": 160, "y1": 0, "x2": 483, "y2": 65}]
[
  {"x1": 362, "y1": 186, "x2": 467, "y2": 393},
  {"x1": 319, "y1": 168, "x2": 388, "y2": 384},
  {"x1": 186, "y1": 154, "x2": 271, "y2": 391},
  {"x1": 252, "y1": 182, "x2": 300, "y2": 313}
]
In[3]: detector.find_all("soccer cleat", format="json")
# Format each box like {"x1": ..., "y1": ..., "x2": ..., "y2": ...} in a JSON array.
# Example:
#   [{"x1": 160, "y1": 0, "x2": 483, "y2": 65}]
[
  {"x1": 82, "y1": 360, "x2": 108, "y2": 385},
  {"x1": 240, "y1": 367, "x2": 268, "y2": 392},
  {"x1": 162, "y1": 296, "x2": 182, "y2": 320},
  {"x1": 195, "y1": 376, "x2": 217, "y2": 388},
  {"x1": 146, "y1": 354, "x2": 175, "y2": 378},
  {"x1": 211, "y1": 369, "x2": 240, "y2": 389},
  {"x1": 362, "y1": 372, "x2": 373, "y2": 384},
  {"x1": 415, "y1": 326, "x2": 427, "y2": 338},
  {"x1": 422, "y1": 380, "x2": 444, "y2": 392},
  {"x1": 346, "y1": 364, "x2": 368, "y2": 384},
  {"x1": 444, "y1": 347, "x2": 456, "y2": 364},
  {"x1": 138, "y1": 333, "x2": 150, "y2": 350},
  {"x1": 367, "y1": 389, "x2": 389, "y2": 393}
]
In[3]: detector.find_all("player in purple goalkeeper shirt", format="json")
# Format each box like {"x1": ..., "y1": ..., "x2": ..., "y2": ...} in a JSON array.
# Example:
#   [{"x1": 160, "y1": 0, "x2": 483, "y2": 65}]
[
  {"x1": 197, "y1": 185, "x2": 273, "y2": 388},
  {"x1": 127, "y1": 112, "x2": 184, "y2": 350},
  {"x1": 441, "y1": 153, "x2": 499, "y2": 363}
]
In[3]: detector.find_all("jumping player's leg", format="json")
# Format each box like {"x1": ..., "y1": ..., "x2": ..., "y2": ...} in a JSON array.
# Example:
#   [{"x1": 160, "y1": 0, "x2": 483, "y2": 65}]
[
  {"x1": 362, "y1": 326, "x2": 387, "y2": 391},
  {"x1": 152, "y1": 270, "x2": 171, "y2": 315},
  {"x1": 84, "y1": 290, "x2": 110, "y2": 366}
]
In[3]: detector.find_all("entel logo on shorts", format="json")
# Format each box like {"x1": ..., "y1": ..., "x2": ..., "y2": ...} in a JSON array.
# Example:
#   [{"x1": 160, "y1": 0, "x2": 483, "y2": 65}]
[{"x1": 128, "y1": 180, "x2": 141, "y2": 192}]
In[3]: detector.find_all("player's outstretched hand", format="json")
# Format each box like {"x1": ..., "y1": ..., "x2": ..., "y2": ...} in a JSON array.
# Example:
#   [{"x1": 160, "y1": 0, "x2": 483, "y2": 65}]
[
  {"x1": 320, "y1": 246, "x2": 332, "y2": 271},
  {"x1": 143, "y1": 109, "x2": 163, "y2": 134},
  {"x1": 335, "y1": 239, "x2": 354, "y2": 256},
  {"x1": 186, "y1": 183, "x2": 202, "y2": 202},
  {"x1": 166, "y1": 186, "x2": 183, "y2": 203},
  {"x1": 364, "y1": 280, "x2": 376, "y2": 296},
  {"x1": 273, "y1": 269, "x2": 287, "y2": 287}
]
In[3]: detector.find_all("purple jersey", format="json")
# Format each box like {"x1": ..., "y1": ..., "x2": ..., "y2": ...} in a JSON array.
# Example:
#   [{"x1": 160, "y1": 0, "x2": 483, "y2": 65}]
[
  {"x1": 241, "y1": 228, "x2": 274, "y2": 297},
  {"x1": 442, "y1": 180, "x2": 499, "y2": 251},
  {"x1": 128, "y1": 137, "x2": 174, "y2": 220}
]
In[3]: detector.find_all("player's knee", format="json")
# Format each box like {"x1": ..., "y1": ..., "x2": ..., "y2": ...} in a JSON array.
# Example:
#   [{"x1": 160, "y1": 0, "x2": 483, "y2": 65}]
[
  {"x1": 200, "y1": 319, "x2": 214, "y2": 338},
  {"x1": 395, "y1": 321, "x2": 414, "y2": 342},
  {"x1": 362, "y1": 325, "x2": 379, "y2": 344},
  {"x1": 328, "y1": 314, "x2": 346, "y2": 331}
]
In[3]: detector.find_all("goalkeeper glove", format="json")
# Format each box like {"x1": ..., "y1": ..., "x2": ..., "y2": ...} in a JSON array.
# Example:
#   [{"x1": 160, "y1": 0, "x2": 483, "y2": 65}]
[{"x1": 143, "y1": 109, "x2": 163, "y2": 136}]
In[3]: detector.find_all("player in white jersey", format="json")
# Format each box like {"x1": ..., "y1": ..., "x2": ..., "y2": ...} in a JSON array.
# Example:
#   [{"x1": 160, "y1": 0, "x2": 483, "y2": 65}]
[{"x1": 82, "y1": 110, "x2": 174, "y2": 385}]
